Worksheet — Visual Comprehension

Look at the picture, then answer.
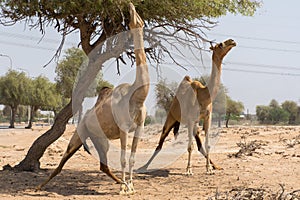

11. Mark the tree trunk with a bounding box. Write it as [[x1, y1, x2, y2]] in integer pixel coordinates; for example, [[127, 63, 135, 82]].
[[218, 114, 221, 128], [9, 106, 16, 128], [25, 106, 35, 129], [13, 101, 73, 171], [225, 113, 230, 128]]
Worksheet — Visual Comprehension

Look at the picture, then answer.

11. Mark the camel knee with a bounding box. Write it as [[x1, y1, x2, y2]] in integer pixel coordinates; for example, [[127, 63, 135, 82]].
[[100, 163, 110, 173], [188, 145, 193, 153]]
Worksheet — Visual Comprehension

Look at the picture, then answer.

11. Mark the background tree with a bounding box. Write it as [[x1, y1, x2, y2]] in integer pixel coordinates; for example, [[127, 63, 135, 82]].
[[0, 70, 30, 128], [2, 106, 11, 122], [282, 100, 298, 125], [55, 48, 87, 99], [16, 105, 28, 124], [0, 0, 260, 171], [225, 97, 244, 128], [155, 79, 177, 113], [25, 76, 59, 129], [155, 108, 167, 124], [256, 105, 270, 124], [41, 83, 65, 117], [256, 99, 290, 125], [268, 99, 289, 124]]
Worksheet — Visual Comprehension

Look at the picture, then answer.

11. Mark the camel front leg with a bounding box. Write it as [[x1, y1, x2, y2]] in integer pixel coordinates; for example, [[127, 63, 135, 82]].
[[119, 130, 131, 195], [128, 125, 144, 194], [204, 108, 214, 174], [186, 122, 197, 176], [194, 133, 223, 170]]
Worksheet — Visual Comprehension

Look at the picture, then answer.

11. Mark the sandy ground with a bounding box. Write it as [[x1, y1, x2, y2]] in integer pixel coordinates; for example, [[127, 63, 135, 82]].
[[0, 124, 300, 199]]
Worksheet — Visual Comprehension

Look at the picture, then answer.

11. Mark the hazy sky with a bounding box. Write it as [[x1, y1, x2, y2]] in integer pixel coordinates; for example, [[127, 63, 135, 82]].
[[1, 0, 300, 114]]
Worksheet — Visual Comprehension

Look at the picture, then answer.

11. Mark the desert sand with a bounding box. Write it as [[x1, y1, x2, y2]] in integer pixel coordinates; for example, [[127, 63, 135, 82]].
[[0, 124, 299, 199]]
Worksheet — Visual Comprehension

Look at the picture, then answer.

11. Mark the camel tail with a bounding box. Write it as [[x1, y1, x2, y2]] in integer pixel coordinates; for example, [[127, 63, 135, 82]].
[[83, 145, 91, 154], [173, 121, 180, 139]]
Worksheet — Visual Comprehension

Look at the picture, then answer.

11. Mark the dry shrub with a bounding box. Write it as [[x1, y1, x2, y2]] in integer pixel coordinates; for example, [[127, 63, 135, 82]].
[[228, 137, 268, 158], [208, 185, 300, 200]]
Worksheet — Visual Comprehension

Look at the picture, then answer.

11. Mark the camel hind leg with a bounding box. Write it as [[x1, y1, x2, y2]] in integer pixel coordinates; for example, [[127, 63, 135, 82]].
[[194, 132, 223, 170], [37, 132, 82, 190], [88, 133, 122, 184], [138, 114, 178, 171]]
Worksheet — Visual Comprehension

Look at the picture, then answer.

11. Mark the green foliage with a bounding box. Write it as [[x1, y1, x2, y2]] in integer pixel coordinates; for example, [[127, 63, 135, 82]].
[[0, 0, 261, 29], [268, 106, 289, 124], [226, 97, 244, 117], [26, 76, 57, 108], [282, 100, 298, 124], [0, 0, 261, 60], [144, 115, 153, 126], [225, 96, 244, 127], [256, 99, 298, 125], [0, 70, 31, 127], [55, 48, 87, 98], [256, 105, 270, 124], [0, 70, 30, 107]]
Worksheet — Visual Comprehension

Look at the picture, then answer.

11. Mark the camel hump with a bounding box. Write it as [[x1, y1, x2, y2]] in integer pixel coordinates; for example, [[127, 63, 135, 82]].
[[191, 81, 205, 90], [96, 87, 113, 102], [184, 76, 192, 82]]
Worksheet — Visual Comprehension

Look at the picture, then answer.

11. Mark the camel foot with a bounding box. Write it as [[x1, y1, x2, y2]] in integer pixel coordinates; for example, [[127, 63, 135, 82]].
[[136, 165, 148, 172], [119, 181, 135, 195], [212, 164, 223, 170], [185, 167, 193, 176], [206, 164, 215, 175], [36, 185, 42, 191]]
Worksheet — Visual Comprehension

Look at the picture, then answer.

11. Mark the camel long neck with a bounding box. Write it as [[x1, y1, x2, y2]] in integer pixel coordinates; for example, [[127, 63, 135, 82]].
[[132, 28, 150, 102], [207, 54, 222, 101]]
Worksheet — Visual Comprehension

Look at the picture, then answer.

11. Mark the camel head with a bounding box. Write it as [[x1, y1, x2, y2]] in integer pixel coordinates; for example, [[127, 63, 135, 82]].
[[210, 39, 236, 59], [129, 3, 144, 30]]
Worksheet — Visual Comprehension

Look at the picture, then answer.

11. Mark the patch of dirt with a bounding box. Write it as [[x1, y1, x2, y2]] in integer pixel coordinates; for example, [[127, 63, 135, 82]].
[[0, 125, 299, 199]]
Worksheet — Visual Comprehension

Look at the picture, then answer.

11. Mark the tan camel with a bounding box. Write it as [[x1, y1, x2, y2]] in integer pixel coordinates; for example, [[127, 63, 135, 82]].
[[37, 3, 149, 195], [139, 39, 236, 175]]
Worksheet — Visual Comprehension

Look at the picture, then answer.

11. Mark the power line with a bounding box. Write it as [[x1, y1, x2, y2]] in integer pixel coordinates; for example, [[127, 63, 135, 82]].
[[209, 32, 300, 45], [2, 31, 300, 54], [225, 61, 300, 71], [223, 68, 300, 76], [0, 31, 77, 46], [162, 61, 300, 77], [0, 39, 57, 51], [238, 45, 300, 54]]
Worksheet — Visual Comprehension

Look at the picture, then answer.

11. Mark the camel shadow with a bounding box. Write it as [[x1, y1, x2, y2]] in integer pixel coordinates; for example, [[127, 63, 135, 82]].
[[135, 168, 184, 179], [0, 168, 120, 197]]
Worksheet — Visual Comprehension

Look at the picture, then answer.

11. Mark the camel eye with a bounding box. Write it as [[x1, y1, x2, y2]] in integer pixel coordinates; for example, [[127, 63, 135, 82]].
[[219, 43, 224, 48]]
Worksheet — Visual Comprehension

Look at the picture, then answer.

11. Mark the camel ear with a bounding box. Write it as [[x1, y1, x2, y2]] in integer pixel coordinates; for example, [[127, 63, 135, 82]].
[[209, 46, 215, 50], [219, 42, 224, 49]]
